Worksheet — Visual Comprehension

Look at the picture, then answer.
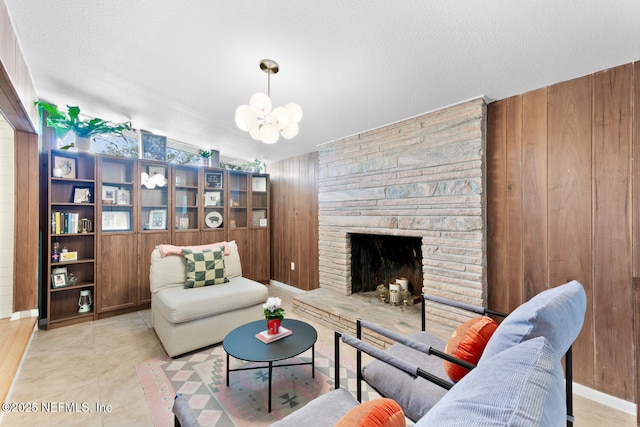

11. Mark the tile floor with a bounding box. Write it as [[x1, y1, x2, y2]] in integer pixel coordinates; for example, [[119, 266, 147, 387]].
[[1, 283, 636, 426]]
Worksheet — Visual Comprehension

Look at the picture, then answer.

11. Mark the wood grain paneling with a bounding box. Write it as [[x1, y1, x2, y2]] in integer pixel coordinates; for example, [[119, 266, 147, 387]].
[[521, 88, 548, 298], [547, 76, 595, 387], [505, 96, 524, 310], [486, 100, 508, 313], [592, 64, 634, 400], [13, 131, 38, 311], [487, 61, 640, 402], [269, 152, 319, 291]]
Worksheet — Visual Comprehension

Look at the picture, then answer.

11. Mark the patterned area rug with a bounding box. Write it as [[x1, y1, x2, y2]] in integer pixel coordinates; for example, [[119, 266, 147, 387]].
[[136, 340, 378, 426]]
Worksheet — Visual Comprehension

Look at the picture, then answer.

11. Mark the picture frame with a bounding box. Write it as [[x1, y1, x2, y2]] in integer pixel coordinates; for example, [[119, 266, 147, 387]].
[[53, 155, 77, 179], [148, 166, 165, 177], [204, 191, 222, 207], [116, 188, 131, 205], [148, 209, 167, 230], [72, 186, 93, 203], [102, 185, 118, 204], [51, 272, 67, 288], [60, 251, 78, 262], [102, 211, 131, 231], [141, 131, 167, 161], [205, 172, 223, 189], [252, 176, 267, 192]]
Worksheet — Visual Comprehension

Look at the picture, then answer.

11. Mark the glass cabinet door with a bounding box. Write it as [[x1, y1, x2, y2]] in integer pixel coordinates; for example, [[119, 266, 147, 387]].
[[140, 162, 169, 231], [100, 157, 134, 232], [174, 165, 199, 231], [203, 169, 225, 231], [228, 171, 248, 228]]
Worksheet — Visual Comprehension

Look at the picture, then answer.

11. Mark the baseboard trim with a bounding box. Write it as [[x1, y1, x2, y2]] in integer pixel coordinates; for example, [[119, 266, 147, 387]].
[[9, 309, 38, 321], [269, 280, 306, 294], [573, 382, 636, 415]]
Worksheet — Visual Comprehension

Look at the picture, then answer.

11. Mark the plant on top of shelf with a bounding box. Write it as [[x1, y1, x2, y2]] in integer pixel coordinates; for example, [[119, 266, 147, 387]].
[[35, 101, 132, 151], [197, 149, 214, 158]]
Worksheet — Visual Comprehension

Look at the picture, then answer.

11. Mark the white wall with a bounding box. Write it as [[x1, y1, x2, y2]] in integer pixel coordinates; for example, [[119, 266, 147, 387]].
[[0, 117, 14, 318]]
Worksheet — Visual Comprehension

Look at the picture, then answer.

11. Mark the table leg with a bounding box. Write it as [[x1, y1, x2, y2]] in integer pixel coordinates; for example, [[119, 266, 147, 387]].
[[268, 361, 273, 413], [226, 352, 230, 387], [312, 344, 315, 378]]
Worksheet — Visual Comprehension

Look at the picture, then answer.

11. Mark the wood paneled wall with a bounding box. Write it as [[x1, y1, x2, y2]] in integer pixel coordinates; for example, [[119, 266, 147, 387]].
[[1, 0, 39, 314], [487, 62, 637, 402], [268, 152, 319, 291]]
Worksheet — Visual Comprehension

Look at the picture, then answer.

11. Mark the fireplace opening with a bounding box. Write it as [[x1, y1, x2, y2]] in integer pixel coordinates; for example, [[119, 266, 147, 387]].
[[350, 233, 423, 295]]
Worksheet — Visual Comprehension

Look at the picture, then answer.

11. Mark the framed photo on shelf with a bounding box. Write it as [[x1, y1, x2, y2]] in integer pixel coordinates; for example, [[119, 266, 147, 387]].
[[51, 272, 67, 288], [102, 185, 118, 204], [205, 172, 223, 189], [72, 186, 93, 203], [140, 131, 167, 161], [102, 211, 131, 231], [53, 155, 77, 179], [204, 191, 222, 207], [116, 188, 130, 205], [148, 166, 165, 177], [148, 209, 167, 229], [251, 176, 267, 192], [60, 251, 78, 262]]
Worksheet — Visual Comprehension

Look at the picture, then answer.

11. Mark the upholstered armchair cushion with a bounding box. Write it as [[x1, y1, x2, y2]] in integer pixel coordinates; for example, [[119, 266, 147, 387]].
[[479, 280, 586, 362], [416, 336, 565, 427]]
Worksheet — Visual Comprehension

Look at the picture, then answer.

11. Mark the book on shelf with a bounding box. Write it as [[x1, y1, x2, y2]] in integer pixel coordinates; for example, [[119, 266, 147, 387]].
[[51, 212, 80, 234], [255, 326, 292, 344]]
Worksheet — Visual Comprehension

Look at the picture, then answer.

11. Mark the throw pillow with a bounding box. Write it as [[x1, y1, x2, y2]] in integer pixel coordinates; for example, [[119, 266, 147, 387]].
[[443, 316, 498, 382], [182, 248, 229, 288], [335, 398, 406, 427]]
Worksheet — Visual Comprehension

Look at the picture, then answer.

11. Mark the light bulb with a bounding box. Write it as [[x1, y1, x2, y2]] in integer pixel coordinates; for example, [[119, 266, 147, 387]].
[[271, 106, 292, 130], [281, 123, 299, 139], [235, 105, 257, 131], [285, 102, 303, 123], [250, 92, 272, 116], [259, 123, 280, 144]]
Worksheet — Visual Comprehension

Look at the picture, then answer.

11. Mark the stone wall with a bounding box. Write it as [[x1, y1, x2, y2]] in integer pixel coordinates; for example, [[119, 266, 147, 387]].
[[317, 98, 487, 327]]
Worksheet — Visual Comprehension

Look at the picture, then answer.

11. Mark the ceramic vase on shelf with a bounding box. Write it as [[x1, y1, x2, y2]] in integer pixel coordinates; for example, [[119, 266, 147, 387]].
[[74, 135, 92, 152], [267, 318, 281, 335]]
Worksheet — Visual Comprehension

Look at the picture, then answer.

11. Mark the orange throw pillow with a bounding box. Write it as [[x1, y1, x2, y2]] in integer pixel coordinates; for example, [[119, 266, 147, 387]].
[[443, 316, 498, 382], [335, 398, 405, 427]]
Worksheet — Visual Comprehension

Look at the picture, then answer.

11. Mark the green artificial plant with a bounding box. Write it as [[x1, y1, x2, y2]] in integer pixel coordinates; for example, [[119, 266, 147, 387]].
[[35, 101, 132, 147]]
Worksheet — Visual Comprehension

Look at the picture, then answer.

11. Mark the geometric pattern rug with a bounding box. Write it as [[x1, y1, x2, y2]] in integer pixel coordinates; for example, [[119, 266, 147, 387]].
[[136, 340, 379, 427]]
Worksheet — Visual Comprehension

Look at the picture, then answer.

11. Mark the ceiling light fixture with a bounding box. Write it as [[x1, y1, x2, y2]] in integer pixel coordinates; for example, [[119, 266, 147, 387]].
[[235, 59, 303, 144]]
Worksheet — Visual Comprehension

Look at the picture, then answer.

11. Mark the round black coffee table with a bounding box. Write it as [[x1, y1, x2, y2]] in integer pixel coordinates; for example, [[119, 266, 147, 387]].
[[222, 318, 318, 412]]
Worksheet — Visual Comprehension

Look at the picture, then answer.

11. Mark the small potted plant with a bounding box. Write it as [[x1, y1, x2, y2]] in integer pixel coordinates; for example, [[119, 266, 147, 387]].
[[198, 149, 220, 167], [263, 296, 285, 334], [35, 101, 132, 152]]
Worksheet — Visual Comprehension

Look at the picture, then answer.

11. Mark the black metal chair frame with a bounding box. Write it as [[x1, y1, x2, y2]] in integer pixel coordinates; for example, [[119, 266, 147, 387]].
[[334, 293, 575, 426]]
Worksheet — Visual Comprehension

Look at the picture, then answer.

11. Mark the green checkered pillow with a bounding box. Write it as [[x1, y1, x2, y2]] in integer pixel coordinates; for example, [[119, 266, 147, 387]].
[[182, 248, 229, 288]]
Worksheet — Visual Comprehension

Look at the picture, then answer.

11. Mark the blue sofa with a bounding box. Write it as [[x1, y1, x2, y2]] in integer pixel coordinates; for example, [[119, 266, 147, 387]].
[[270, 280, 587, 427]]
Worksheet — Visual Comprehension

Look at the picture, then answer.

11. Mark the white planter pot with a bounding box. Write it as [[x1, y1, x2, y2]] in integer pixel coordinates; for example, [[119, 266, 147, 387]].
[[74, 136, 92, 152]]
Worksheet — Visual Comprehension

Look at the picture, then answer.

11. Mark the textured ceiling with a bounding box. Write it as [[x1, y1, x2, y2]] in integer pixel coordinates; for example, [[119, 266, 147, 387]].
[[4, 1, 640, 163]]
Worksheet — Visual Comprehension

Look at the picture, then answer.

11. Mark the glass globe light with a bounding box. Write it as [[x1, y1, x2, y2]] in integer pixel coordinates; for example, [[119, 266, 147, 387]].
[[250, 92, 272, 116], [285, 102, 303, 123], [249, 126, 261, 141], [235, 105, 257, 131], [259, 123, 280, 144], [281, 123, 299, 139], [271, 106, 292, 130]]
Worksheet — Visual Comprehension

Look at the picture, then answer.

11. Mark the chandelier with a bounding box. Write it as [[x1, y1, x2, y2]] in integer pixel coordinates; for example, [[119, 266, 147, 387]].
[[235, 59, 303, 144]]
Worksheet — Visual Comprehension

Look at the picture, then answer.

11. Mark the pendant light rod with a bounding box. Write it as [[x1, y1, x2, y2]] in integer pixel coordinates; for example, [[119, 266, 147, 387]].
[[260, 59, 279, 97]]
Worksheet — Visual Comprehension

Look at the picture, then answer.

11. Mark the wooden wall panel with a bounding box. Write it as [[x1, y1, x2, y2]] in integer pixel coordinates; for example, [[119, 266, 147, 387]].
[[486, 100, 508, 313], [12, 131, 38, 311], [487, 61, 640, 401], [592, 64, 634, 400], [521, 88, 548, 298], [547, 76, 595, 387], [269, 152, 319, 291], [505, 96, 524, 310]]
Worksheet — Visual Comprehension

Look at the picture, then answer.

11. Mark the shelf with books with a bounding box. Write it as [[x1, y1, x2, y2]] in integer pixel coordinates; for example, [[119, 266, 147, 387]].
[[46, 150, 97, 329]]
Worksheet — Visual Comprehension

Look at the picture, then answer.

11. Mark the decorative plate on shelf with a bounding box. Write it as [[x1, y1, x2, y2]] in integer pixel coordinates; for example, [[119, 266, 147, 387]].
[[205, 211, 223, 228]]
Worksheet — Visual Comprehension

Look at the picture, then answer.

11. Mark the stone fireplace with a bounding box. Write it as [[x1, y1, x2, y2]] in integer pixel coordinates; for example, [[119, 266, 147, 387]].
[[350, 233, 422, 295], [317, 98, 487, 327]]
